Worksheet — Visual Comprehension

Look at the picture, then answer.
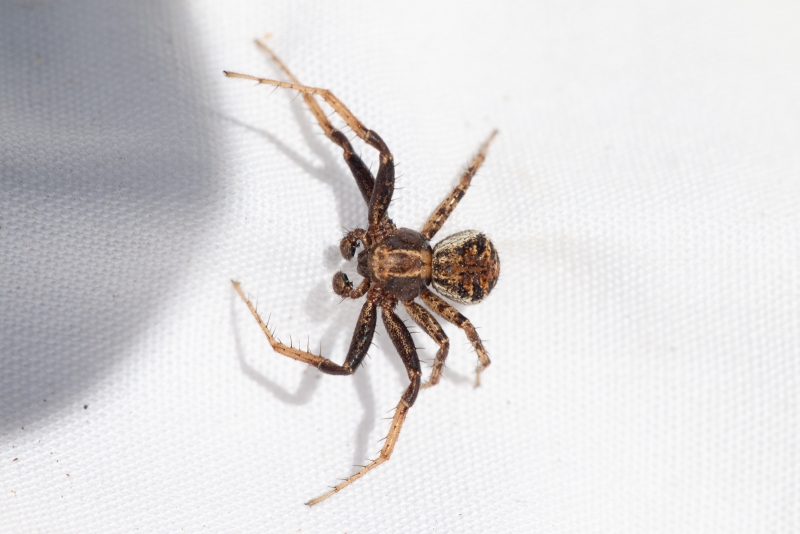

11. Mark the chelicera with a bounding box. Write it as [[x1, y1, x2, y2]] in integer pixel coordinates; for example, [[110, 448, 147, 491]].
[[227, 40, 500, 506]]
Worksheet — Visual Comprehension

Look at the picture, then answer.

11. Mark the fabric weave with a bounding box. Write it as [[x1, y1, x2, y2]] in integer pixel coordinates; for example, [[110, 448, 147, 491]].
[[2, 0, 799, 532]]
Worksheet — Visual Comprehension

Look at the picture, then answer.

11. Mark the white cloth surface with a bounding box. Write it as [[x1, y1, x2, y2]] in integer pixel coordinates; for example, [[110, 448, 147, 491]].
[[2, 0, 799, 532]]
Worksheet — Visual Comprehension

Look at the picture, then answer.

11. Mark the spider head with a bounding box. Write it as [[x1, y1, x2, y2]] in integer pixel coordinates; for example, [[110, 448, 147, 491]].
[[431, 230, 500, 305]]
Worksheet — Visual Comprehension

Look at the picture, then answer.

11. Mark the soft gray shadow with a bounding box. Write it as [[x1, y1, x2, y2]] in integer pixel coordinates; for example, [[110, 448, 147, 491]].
[[0, 1, 219, 430], [230, 291, 322, 405], [350, 366, 375, 468], [219, 100, 365, 230], [230, 276, 379, 468]]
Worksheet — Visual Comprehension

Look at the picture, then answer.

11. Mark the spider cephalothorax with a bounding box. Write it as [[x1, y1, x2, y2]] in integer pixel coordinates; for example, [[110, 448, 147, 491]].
[[228, 39, 500, 506]]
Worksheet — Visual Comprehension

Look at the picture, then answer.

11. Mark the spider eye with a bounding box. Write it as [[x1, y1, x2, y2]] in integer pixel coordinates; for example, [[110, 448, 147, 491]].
[[431, 230, 500, 305]]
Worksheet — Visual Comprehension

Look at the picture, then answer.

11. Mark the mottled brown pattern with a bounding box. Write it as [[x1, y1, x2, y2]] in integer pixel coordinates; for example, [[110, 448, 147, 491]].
[[432, 230, 501, 305], [228, 39, 500, 506]]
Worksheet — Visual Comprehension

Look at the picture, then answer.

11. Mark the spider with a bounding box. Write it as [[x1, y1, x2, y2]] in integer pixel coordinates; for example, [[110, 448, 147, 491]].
[[227, 40, 500, 506]]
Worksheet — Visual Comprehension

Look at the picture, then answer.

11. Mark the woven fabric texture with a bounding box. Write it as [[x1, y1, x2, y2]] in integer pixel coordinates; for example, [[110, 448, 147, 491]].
[[2, 0, 799, 532]]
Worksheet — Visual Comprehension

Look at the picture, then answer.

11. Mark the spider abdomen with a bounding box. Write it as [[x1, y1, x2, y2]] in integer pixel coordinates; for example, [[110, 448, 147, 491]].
[[362, 228, 433, 301], [431, 230, 500, 305]]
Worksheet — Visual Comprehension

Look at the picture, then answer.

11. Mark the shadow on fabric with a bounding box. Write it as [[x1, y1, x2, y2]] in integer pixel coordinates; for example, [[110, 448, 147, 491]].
[[0, 1, 220, 431]]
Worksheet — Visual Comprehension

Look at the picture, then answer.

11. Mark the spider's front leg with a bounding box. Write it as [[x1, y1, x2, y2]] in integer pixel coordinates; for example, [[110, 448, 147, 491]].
[[223, 71, 396, 234], [253, 40, 376, 205], [306, 302, 421, 506], [232, 280, 375, 375]]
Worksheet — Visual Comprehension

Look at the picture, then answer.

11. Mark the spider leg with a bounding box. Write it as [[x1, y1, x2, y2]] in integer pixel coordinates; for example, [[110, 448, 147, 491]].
[[306, 303, 421, 506], [403, 300, 449, 388], [253, 40, 333, 137], [338, 228, 370, 260], [232, 280, 376, 375], [253, 39, 375, 205], [332, 273, 370, 299], [421, 130, 498, 241], [225, 72, 373, 146], [332, 228, 371, 299], [419, 288, 490, 387], [224, 71, 395, 232]]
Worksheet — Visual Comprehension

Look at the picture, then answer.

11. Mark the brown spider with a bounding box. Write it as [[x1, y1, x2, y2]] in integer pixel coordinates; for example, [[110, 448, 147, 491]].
[[227, 40, 500, 506]]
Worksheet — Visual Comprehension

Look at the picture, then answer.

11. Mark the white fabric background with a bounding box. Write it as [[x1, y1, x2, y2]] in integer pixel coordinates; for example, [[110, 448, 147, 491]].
[[2, 0, 799, 532]]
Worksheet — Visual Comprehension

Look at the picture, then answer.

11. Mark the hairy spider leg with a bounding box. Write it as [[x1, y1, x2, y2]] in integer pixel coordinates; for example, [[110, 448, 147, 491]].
[[306, 304, 422, 506], [332, 273, 371, 300], [232, 280, 376, 375], [421, 130, 499, 241], [254, 39, 376, 205], [253, 39, 333, 137], [223, 72, 395, 233], [403, 300, 450, 388], [419, 288, 490, 387]]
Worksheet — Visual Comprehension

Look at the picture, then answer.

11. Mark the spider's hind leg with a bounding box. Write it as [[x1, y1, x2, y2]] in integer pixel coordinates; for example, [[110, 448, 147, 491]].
[[421, 130, 498, 241]]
